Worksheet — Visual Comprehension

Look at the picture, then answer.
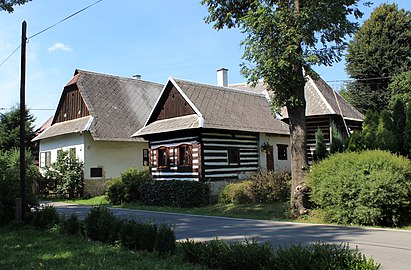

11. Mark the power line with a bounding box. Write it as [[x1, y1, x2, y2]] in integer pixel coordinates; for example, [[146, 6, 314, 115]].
[[0, 107, 54, 111], [325, 76, 393, 83], [0, 0, 103, 69]]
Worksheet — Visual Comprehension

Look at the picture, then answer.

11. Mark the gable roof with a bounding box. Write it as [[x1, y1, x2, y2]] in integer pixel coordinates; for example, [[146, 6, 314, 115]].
[[133, 78, 290, 137], [230, 76, 364, 121], [33, 69, 163, 142]]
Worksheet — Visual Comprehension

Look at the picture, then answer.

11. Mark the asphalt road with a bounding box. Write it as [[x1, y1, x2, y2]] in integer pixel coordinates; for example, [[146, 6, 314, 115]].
[[48, 202, 411, 270]]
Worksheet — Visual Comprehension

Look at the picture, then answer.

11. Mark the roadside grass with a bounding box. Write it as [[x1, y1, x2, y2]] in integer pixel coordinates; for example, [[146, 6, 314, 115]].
[[46, 195, 411, 230], [0, 226, 202, 270]]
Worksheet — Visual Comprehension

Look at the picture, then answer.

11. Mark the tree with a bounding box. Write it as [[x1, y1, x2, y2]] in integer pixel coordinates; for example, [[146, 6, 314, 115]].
[[314, 128, 327, 161], [405, 103, 411, 158], [44, 150, 84, 199], [375, 109, 395, 151], [0, 106, 36, 154], [392, 99, 406, 155], [362, 110, 379, 150], [389, 71, 411, 107], [345, 3, 411, 113], [0, 0, 31, 13], [201, 0, 364, 215]]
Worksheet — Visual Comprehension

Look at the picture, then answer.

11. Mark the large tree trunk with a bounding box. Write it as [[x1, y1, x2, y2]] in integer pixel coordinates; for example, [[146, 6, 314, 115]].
[[287, 65, 309, 217]]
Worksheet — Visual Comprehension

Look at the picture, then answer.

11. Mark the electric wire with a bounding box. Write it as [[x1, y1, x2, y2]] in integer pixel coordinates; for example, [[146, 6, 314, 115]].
[[0, 0, 103, 69]]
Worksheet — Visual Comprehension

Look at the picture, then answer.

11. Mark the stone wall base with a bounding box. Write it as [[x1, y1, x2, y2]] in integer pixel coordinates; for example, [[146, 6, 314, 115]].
[[84, 178, 109, 197]]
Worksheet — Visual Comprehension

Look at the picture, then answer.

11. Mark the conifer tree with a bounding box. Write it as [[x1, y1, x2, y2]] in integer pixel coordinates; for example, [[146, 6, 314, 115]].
[[315, 128, 327, 161], [392, 99, 406, 154]]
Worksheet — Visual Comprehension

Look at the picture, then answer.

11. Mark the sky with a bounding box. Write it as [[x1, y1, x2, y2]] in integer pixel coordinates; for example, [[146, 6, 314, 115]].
[[0, 0, 410, 128]]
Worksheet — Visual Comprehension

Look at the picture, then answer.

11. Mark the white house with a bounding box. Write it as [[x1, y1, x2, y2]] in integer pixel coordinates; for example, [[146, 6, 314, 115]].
[[33, 69, 163, 196]]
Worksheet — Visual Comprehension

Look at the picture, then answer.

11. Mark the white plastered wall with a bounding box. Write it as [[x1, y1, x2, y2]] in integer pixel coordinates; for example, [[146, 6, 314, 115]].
[[259, 133, 291, 172], [83, 132, 148, 179]]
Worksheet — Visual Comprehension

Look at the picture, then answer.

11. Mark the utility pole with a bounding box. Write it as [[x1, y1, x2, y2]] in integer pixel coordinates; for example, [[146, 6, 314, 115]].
[[19, 21, 27, 221]]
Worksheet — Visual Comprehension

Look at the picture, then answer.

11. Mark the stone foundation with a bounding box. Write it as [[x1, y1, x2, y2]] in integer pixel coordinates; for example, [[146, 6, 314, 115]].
[[84, 178, 109, 197]]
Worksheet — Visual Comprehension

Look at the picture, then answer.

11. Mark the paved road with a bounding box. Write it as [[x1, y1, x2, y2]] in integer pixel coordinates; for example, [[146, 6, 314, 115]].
[[48, 202, 411, 270]]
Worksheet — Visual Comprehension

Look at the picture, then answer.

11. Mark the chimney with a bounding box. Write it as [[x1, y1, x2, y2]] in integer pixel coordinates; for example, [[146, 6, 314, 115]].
[[132, 74, 141, 80], [217, 68, 228, 87]]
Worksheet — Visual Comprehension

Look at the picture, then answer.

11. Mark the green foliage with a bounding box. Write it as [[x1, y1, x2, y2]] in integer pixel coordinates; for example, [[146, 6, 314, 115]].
[[44, 150, 84, 199], [119, 219, 157, 252], [308, 150, 411, 226], [0, 107, 37, 156], [180, 239, 379, 270], [219, 180, 253, 204], [106, 167, 151, 205], [405, 103, 411, 158], [330, 122, 344, 154], [315, 128, 328, 160], [140, 180, 210, 208], [392, 99, 406, 154], [60, 213, 81, 235], [375, 110, 396, 151], [345, 3, 411, 113], [180, 239, 273, 270], [154, 223, 176, 254], [272, 242, 380, 270], [362, 110, 379, 149], [249, 171, 291, 203], [27, 205, 60, 230], [0, 0, 32, 12], [106, 177, 126, 205], [389, 71, 411, 106], [0, 149, 40, 224], [345, 130, 367, 152], [83, 206, 121, 244]]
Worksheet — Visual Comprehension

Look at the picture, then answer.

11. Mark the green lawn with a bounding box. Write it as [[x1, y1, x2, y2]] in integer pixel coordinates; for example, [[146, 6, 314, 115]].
[[0, 226, 202, 270]]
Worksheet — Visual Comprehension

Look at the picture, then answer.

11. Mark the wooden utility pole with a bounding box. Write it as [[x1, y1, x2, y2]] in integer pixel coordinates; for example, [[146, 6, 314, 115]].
[[19, 21, 27, 221]]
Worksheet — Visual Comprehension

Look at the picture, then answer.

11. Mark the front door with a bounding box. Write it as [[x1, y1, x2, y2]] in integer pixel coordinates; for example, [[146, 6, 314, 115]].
[[266, 146, 274, 171]]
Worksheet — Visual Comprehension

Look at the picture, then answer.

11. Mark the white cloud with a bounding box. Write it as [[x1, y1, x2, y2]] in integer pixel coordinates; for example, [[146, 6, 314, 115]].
[[48, 42, 73, 52]]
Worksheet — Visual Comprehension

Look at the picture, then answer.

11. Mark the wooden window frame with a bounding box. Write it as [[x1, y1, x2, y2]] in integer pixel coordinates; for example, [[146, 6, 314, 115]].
[[177, 144, 192, 167], [157, 147, 169, 168], [143, 149, 149, 166]]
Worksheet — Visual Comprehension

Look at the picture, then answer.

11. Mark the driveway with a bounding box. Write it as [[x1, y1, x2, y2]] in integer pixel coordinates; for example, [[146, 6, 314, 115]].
[[48, 202, 411, 270]]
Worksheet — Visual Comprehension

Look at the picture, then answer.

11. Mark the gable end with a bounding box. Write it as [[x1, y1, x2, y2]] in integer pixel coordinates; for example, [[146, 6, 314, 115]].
[[53, 84, 90, 124]]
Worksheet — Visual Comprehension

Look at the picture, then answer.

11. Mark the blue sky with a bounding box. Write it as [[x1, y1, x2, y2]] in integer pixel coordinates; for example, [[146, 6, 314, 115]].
[[0, 0, 410, 128]]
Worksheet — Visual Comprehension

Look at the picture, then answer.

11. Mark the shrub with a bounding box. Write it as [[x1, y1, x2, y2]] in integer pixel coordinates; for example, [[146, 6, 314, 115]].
[[218, 181, 253, 204], [272, 242, 379, 270], [0, 149, 40, 224], [249, 171, 290, 203], [154, 223, 176, 254], [308, 150, 411, 226], [60, 213, 81, 235], [106, 167, 151, 204], [106, 177, 126, 205], [140, 180, 210, 207], [83, 206, 121, 244], [119, 219, 157, 251], [28, 205, 60, 230]]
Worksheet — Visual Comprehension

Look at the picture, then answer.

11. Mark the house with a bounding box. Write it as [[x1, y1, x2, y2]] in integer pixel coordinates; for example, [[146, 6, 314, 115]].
[[132, 72, 291, 195], [32, 69, 163, 196], [231, 74, 364, 162]]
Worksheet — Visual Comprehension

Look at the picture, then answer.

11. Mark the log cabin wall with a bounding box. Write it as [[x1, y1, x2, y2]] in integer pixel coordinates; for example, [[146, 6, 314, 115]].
[[200, 130, 259, 181], [53, 85, 89, 124]]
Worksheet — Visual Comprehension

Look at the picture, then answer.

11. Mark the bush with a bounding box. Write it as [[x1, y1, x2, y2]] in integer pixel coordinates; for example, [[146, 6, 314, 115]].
[[154, 223, 176, 254], [140, 180, 210, 207], [28, 205, 60, 230], [0, 149, 40, 224], [272, 242, 379, 270], [308, 150, 411, 226], [106, 167, 151, 205], [106, 177, 126, 205], [249, 171, 290, 203], [83, 206, 121, 244], [60, 213, 81, 235], [218, 181, 253, 204], [119, 219, 157, 251], [180, 240, 379, 270]]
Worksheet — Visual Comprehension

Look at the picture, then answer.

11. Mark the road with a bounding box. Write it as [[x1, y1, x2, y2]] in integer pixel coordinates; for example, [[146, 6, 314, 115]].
[[48, 202, 411, 270]]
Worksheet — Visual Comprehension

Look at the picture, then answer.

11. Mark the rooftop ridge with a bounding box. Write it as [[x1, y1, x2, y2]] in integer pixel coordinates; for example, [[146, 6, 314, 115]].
[[75, 69, 163, 86]]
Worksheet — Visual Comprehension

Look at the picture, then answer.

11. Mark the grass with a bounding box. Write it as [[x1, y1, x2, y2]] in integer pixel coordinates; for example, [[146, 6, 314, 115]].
[[0, 225, 202, 270]]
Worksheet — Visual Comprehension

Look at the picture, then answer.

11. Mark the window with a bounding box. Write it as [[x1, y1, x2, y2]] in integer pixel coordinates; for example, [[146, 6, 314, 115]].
[[277, 144, 288, 160], [228, 147, 240, 165], [157, 147, 169, 168], [69, 147, 76, 158], [143, 149, 149, 166], [178, 144, 192, 166], [90, 167, 103, 178]]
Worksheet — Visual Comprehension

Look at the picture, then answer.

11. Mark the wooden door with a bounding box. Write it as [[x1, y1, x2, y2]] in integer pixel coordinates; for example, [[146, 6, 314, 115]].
[[266, 146, 274, 171]]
